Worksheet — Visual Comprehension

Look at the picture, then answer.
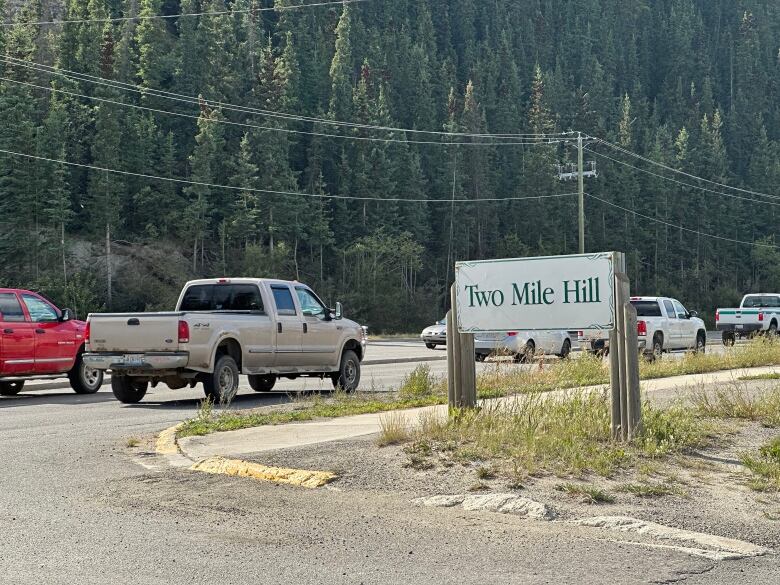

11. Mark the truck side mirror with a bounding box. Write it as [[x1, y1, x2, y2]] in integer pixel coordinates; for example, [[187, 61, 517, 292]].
[[689, 310, 698, 318], [334, 302, 343, 320], [60, 308, 73, 322]]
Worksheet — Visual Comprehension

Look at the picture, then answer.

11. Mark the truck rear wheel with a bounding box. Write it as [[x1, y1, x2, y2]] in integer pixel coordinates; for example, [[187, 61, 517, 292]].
[[248, 375, 276, 393], [331, 350, 361, 392], [203, 354, 240, 404], [69, 353, 104, 394], [111, 376, 148, 404], [722, 331, 736, 347], [0, 381, 24, 396]]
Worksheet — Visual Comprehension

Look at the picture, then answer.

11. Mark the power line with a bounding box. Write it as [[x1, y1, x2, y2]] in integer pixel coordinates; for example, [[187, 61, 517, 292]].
[[0, 0, 367, 28], [0, 146, 580, 204], [1, 56, 571, 140], [1, 75, 566, 148], [581, 145, 780, 207], [591, 136, 780, 201], [586, 193, 778, 249]]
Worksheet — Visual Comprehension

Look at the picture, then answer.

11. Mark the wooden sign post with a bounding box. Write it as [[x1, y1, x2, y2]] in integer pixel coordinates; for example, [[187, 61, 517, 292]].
[[446, 251, 640, 441]]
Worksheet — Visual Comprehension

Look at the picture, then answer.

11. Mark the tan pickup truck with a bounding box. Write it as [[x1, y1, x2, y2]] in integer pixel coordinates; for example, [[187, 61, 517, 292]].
[[84, 278, 367, 403]]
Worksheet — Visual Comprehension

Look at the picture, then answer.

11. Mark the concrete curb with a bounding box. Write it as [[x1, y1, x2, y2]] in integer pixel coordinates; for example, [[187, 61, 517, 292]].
[[154, 423, 336, 487], [155, 423, 183, 455], [190, 456, 336, 488], [572, 516, 770, 559]]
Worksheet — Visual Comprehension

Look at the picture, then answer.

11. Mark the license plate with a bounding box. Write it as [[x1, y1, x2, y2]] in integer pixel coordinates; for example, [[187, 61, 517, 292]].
[[123, 355, 144, 366], [736, 325, 744, 330]]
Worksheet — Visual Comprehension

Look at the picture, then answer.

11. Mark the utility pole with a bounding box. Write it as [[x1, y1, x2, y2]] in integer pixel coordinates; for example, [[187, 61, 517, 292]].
[[578, 132, 585, 254]]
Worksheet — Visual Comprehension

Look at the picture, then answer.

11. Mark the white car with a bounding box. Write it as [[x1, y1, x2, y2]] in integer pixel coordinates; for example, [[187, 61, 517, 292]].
[[474, 330, 572, 362], [421, 319, 447, 349]]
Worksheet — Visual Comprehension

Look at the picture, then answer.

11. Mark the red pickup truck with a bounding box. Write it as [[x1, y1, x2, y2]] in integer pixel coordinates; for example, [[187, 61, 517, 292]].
[[0, 288, 103, 396]]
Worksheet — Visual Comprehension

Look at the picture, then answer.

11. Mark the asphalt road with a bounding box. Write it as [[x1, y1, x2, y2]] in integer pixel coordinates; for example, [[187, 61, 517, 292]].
[[1, 338, 776, 584]]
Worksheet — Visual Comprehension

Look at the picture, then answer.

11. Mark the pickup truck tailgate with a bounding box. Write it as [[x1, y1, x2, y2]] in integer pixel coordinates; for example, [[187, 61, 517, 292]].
[[89, 313, 182, 353]]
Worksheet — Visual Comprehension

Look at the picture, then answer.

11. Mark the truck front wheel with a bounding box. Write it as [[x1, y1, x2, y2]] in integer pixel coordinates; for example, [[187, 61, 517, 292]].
[[248, 375, 276, 393], [331, 350, 361, 392], [111, 376, 148, 404], [203, 354, 240, 404]]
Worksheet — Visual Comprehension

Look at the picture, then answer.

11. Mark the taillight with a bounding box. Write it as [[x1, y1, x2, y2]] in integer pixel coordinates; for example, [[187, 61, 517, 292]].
[[507, 332, 518, 337], [715, 310, 720, 322], [759, 312, 764, 322], [85, 321, 91, 345], [178, 320, 190, 344], [637, 320, 647, 336]]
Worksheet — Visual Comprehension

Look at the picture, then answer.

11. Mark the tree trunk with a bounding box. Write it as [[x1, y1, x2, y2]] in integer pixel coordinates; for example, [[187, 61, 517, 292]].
[[61, 221, 68, 287], [106, 223, 112, 310]]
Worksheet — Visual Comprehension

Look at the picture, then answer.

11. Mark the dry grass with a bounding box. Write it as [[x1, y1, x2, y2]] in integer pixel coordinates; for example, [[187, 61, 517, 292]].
[[742, 437, 780, 492], [126, 437, 140, 448], [618, 481, 684, 498], [377, 411, 412, 446], [689, 381, 780, 427], [410, 390, 707, 479], [478, 338, 780, 400], [398, 364, 446, 399], [555, 482, 615, 504]]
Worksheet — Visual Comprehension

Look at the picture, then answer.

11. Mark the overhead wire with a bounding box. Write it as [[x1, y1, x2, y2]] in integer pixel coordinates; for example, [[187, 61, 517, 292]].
[[579, 144, 780, 207], [0, 0, 368, 28], [590, 136, 780, 201], [586, 193, 778, 249], [1, 56, 572, 140], [0, 146, 580, 204], [0, 74, 566, 147]]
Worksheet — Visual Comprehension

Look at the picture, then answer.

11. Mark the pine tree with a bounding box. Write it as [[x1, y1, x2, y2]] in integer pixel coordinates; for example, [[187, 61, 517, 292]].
[[184, 105, 226, 273]]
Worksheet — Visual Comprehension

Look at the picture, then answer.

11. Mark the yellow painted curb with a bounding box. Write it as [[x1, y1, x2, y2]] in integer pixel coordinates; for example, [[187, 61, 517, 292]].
[[190, 456, 336, 488], [155, 423, 183, 455]]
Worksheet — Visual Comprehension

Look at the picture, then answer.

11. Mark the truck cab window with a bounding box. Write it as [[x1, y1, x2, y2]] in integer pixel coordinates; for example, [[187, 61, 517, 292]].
[[271, 286, 297, 316], [21, 294, 59, 322], [0, 293, 26, 322], [663, 300, 677, 319], [180, 285, 214, 311], [296, 287, 327, 319], [630, 300, 662, 317], [230, 285, 264, 312]]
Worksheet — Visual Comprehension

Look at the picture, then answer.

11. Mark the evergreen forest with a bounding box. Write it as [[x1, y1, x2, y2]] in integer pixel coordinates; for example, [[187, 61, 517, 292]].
[[1, 0, 780, 330]]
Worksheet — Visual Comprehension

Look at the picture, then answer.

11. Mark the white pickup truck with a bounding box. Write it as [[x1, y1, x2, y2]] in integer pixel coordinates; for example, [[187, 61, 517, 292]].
[[579, 296, 707, 359], [84, 278, 367, 403], [716, 294, 780, 346]]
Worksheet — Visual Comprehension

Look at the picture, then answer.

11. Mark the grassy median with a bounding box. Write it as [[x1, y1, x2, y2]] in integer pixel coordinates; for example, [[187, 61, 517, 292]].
[[178, 338, 780, 439], [380, 383, 780, 492]]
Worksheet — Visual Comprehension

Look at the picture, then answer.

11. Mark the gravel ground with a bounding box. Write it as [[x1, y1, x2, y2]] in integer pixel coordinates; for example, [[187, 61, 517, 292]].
[[239, 419, 780, 550]]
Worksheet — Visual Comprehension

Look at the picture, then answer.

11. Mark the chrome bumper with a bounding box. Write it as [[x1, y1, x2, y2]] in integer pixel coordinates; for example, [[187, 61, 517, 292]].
[[84, 352, 189, 371]]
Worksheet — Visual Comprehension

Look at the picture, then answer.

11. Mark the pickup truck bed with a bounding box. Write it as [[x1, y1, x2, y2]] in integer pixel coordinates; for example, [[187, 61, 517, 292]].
[[716, 294, 780, 345]]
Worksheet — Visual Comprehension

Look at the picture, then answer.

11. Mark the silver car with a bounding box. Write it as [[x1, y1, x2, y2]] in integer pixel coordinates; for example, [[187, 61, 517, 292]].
[[421, 319, 447, 349], [474, 330, 572, 362]]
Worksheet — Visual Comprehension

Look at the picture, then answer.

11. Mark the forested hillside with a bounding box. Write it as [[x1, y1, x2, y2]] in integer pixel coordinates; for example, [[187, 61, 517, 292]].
[[1, 0, 780, 330]]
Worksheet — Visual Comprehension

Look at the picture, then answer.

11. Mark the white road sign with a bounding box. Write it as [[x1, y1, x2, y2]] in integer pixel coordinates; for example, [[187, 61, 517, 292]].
[[455, 252, 616, 332]]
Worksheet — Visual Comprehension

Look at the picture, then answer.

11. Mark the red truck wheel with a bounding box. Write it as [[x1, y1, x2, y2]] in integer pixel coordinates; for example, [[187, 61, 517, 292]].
[[69, 354, 104, 394], [0, 381, 24, 396]]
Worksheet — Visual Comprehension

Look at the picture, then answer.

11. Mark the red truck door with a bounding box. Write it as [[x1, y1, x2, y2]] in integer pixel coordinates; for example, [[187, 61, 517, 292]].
[[0, 292, 36, 376], [19, 293, 75, 374]]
